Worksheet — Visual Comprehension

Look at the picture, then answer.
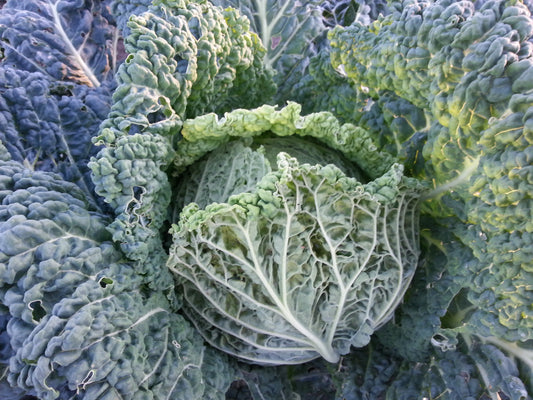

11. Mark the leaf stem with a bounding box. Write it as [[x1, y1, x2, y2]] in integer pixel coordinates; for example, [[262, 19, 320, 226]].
[[49, 0, 100, 87], [238, 216, 340, 363]]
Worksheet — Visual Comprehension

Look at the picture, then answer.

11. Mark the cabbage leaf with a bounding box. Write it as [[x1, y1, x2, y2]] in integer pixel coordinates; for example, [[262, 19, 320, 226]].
[[0, 157, 233, 399], [0, 0, 119, 87]]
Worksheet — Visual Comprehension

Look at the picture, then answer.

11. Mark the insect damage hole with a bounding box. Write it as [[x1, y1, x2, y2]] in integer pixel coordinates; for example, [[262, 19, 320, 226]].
[[29, 300, 47, 322], [99, 277, 114, 288], [77, 369, 96, 392]]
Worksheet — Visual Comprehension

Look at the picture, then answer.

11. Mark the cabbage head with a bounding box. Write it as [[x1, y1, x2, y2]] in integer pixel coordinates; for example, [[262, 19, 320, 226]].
[[167, 103, 425, 365]]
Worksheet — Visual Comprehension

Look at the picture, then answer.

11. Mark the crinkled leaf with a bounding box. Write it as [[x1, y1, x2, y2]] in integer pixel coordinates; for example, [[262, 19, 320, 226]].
[[0, 67, 113, 209], [0, 0, 119, 87], [109, 0, 151, 36], [375, 215, 468, 362], [172, 134, 367, 219], [0, 377, 29, 400], [200, 347, 239, 400], [333, 339, 531, 400], [329, 0, 533, 343], [90, 132, 174, 265], [0, 159, 120, 368], [4, 282, 209, 400], [97, 0, 275, 140], [0, 312, 27, 400], [11, 285, 206, 400], [321, 0, 390, 27], [169, 153, 424, 365], [210, 0, 326, 103], [232, 364, 302, 400], [332, 344, 400, 400], [172, 139, 273, 217], [175, 102, 394, 179], [0, 160, 232, 399], [90, 0, 275, 264]]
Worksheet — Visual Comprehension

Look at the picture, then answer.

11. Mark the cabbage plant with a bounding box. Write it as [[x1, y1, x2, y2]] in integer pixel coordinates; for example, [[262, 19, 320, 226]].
[[1, 0, 532, 398]]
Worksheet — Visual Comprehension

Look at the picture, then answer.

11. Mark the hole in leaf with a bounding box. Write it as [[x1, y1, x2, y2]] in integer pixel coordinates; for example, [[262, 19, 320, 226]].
[[147, 110, 166, 123], [127, 124, 142, 135], [49, 84, 74, 96], [78, 369, 95, 390], [29, 300, 46, 322], [133, 186, 145, 201], [99, 277, 113, 288], [439, 288, 475, 329]]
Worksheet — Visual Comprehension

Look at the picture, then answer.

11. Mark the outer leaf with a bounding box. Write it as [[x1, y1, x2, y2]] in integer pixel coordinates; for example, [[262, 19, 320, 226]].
[[384, 341, 530, 400], [90, 0, 275, 263], [90, 132, 174, 265], [329, 0, 533, 343], [0, 67, 113, 209], [466, 341, 530, 400], [375, 215, 468, 362], [384, 350, 484, 400], [0, 162, 113, 332], [109, 0, 151, 36], [169, 153, 424, 365], [11, 283, 206, 400], [1, 312, 30, 400], [0, 141, 9, 162], [334, 339, 531, 400], [98, 0, 275, 140], [210, 0, 326, 103], [0, 377, 29, 399], [0, 160, 233, 399], [320, 0, 390, 27], [200, 347, 239, 400], [333, 344, 400, 400], [224, 359, 338, 400], [230, 364, 302, 400], [0, 0, 119, 87], [289, 49, 367, 123]]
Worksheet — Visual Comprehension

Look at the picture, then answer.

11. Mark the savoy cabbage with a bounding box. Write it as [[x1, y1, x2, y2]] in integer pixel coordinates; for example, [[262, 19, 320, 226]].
[[0, 0, 532, 399], [167, 104, 424, 365]]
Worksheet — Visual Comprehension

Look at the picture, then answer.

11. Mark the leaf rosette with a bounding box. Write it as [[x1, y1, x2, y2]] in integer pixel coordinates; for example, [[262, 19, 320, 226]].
[[167, 103, 425, 365]]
